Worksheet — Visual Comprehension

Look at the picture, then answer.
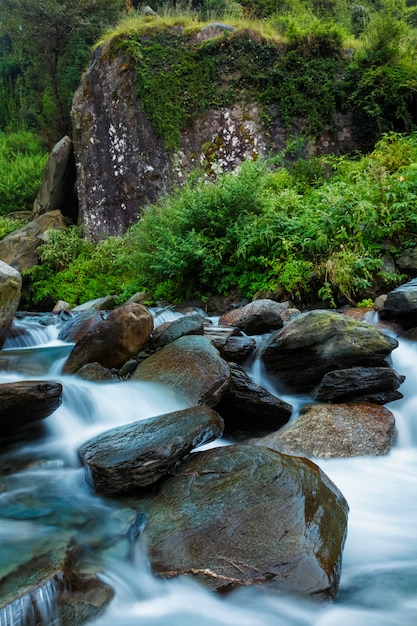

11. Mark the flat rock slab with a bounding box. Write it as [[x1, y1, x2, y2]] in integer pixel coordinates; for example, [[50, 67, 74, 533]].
[[144, 444, 349, 599], [314, 366, 404, 404], [78, 406, 224, 495], [253, 402, 397, 458]]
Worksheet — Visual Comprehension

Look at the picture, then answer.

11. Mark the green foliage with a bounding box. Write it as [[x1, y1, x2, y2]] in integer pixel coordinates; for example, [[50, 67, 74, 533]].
[[0, 214, 27, 239], [0, 131, 48, 214]]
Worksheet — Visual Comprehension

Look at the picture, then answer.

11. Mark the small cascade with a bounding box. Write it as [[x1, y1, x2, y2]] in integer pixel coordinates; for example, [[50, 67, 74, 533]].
[[0, 573, 67, 626]]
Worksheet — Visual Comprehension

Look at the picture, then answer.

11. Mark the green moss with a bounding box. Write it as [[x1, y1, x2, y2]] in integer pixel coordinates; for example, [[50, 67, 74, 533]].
[[113, 26, 345, 152]]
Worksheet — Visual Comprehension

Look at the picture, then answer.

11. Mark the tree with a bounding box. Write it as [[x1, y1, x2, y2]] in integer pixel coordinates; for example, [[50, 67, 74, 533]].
[[0, 0, 124, 140]]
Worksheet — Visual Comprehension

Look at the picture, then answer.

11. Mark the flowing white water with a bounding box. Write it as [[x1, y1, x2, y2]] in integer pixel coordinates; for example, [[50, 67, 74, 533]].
[[1, 314, 417, 625]]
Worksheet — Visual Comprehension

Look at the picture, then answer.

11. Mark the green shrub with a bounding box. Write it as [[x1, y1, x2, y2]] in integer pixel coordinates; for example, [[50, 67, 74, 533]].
[[0, 131, 48, 215]]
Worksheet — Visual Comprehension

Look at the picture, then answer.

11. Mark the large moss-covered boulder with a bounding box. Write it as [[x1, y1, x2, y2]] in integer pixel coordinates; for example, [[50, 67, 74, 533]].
[[144, 444, 349, 599], [0, 261, 21, 348], [260, 310, 398, 392]]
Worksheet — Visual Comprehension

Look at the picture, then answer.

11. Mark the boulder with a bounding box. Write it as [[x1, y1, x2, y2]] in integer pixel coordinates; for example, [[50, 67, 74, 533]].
[[62, 303, 153, 374], [78, 406, 224, 495], [0, 380, 63, 437], [260, 310, 398, 392], [151, 313, 205, 350], [314, 366, 404, 404], [0, 261, 21, 348], [132, 335, 231, 407], [381, 278, 417, 329], [0, 211, 68, 272], [218, 299, 288, 335], [76, 362, 113, 382], [253, 402, 397, 458], [144, 444, 349, 599], [32, 135, 78, 222], [204, 326, 257, 364], [72, 296, 118, 311], [217, 363, 292, 435], [58, 310, 106, 343]]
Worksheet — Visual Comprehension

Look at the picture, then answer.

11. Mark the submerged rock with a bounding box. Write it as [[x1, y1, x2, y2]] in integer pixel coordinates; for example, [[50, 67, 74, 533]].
[[132, 335, 231, 407], [260, 310, 398, 392], [78, 406, 224, 495], [253, 402, 397, 458], [63, 303, 153, 374], [144, 444, 349, 599]]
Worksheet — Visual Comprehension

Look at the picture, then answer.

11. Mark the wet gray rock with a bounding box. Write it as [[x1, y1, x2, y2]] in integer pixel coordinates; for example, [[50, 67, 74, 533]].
[[78, 406, 224, 495], [151, 313, 204, 350], [253, 402, 397, 458], [58, 310, 106, 343], [217, 363, 292, 435], [0, 261, 21, 348], [260, 310, 398, 392], [218, 299, 287, 335], [381, 278, 417, 329], [63, 303, 153, 374], [314, 366, 405, 404], [145, 444, 349, 599], [0, 380, 63, 437], [205, 326, 257, 364], [132, 335, 231, 407]]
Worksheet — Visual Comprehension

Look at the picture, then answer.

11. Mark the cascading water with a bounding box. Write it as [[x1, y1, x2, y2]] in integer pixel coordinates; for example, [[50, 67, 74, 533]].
[[1, 312, 417, 626]]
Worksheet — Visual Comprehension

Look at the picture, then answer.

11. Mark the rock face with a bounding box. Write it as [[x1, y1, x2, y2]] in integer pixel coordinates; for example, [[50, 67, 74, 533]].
[[32, 135, 78, 223], [260, 310, 398, 392], [71, 28, 357, 241], [0, 261, 21, 348], [145, 444, 349, 599], [218, 299, 287, 335], [0, 211, 68, 272], [132, 335, 231, 407], [78, 406, 224, 495], [254, 402, 397, 458], [151, 313, 205, 350], [63, 303, 153, 374]]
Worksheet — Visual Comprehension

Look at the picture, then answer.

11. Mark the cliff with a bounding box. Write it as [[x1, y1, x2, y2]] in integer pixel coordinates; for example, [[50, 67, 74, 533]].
[[71, 21, 357, 241]]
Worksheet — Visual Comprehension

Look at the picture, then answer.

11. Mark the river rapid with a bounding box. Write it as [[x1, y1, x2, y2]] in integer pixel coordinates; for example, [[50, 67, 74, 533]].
[[0, 310, 417, 626]]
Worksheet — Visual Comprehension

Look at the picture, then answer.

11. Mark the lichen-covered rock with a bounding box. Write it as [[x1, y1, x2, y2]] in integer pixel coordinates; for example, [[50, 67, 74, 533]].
[[0, 261, 21, 348], [0, 211, 68, 272], [218, 299, 287, 335], [253, 402, 397, 458], [132, 335, 231, 407], [78, 406, 224, 494], [144, 444, 349, 599], [63, 303, 153, 374], [260, 310, 398, 392]]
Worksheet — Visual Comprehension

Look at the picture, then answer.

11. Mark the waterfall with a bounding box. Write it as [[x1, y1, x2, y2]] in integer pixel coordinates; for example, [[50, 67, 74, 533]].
[[1, 312, 417, 625]]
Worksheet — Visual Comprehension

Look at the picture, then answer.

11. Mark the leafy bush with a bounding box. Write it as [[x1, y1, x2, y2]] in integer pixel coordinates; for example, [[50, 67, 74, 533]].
[[0, 131, 48, 215]]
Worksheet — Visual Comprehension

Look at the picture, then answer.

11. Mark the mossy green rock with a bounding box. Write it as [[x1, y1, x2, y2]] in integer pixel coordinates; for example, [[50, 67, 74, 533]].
[[144, 444, 349, 599], [260, 310, 398, 392]]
